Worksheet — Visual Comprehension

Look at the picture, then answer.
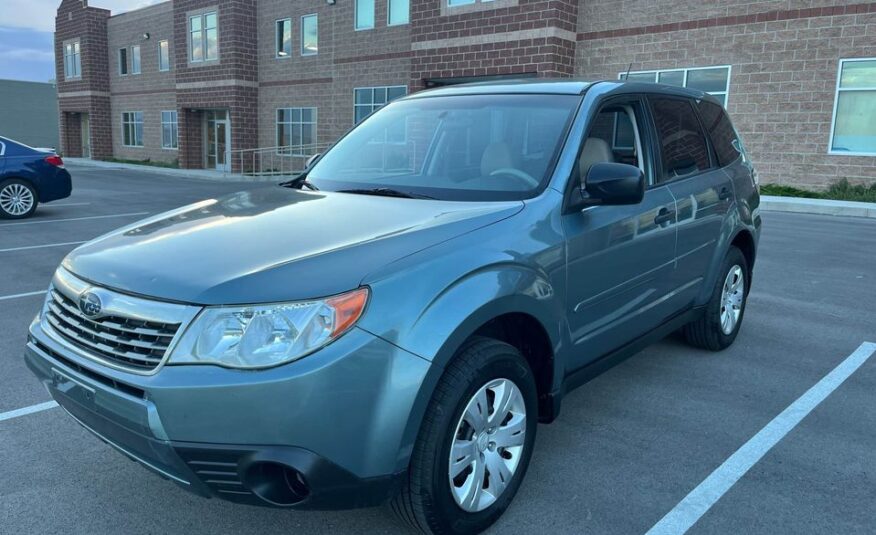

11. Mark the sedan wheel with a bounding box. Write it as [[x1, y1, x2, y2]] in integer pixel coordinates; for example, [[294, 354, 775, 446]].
[[0, 181, 36, 218]]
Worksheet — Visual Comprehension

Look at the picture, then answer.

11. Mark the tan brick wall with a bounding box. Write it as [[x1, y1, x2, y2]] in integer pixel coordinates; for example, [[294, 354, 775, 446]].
[[575, 2, 876, 188], [110, 93, 178, 163]]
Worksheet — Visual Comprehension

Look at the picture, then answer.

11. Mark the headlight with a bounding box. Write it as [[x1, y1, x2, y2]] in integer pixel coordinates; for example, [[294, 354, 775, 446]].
[[169, 287, 369, 369]]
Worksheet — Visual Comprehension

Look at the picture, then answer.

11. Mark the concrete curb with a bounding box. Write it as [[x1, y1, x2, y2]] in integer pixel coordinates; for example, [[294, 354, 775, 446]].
[[760, 195, 876, 219], [63, 158, 283, 183]]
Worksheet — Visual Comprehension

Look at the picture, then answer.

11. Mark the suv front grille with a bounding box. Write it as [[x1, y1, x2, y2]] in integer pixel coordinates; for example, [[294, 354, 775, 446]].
[[45, 289, 180, 371]]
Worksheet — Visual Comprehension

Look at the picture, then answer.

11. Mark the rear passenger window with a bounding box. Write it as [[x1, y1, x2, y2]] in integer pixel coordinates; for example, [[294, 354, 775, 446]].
[[649, 97, 712, 182], [696, 100, 741, 167]]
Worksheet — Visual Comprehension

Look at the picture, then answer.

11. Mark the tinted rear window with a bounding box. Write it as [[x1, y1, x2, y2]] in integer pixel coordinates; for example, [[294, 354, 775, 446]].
[[696, 100, 741, 167], [648, 97, 712, 182], [0, 138, 38, 157]]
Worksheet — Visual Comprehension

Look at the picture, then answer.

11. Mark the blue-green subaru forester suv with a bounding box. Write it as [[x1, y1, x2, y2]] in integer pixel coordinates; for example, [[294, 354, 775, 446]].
[[26, 80, 760, 534]]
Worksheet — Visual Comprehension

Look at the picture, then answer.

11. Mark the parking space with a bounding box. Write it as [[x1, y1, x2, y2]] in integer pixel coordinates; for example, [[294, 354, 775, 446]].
[[0, 164, 873, 534]]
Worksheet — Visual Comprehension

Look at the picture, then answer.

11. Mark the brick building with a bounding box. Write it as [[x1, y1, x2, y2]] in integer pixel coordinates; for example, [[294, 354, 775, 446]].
[[55, 0, 875, 187]]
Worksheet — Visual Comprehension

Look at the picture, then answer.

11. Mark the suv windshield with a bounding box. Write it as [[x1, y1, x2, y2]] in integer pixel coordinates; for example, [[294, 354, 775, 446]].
[[307, 94, 581, 201]]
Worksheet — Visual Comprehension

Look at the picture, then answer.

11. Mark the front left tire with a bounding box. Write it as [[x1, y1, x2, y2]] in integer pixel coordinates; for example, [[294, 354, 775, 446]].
[[0, 179, 38, 219], [390, 337, 537, 534]]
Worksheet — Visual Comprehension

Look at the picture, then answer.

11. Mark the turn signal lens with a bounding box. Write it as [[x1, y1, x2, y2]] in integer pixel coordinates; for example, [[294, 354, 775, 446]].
[[326, 287, 369, 337]]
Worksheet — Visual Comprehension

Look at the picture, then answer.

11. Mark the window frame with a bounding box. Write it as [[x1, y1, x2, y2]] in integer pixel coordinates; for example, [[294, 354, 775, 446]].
[[118, 47, 128, 76], [301, 14, 318, 56], [355, 0, 375, 30], [121, 111, 144, 148], [645, 94, 718, 186], [275, 107, 318, 157], [353, 85, 408, 125], [161, 110, 178, 150], [189, 11, 218, 63], [158, 40, 170, 71], [828, 57, 876, 157], [131, 45, 141, 75], [275, 18, 292, 58], [619, 65, 732, 106], [388, 0, 410, 26], [63, 40, 81, 79]]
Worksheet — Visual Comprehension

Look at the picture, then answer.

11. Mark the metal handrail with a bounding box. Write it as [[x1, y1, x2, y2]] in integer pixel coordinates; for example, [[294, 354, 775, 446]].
[[226, 143, 328, 177]]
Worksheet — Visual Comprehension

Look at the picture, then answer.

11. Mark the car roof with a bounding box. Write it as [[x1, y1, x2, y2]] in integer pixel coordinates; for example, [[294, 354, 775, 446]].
[[402, 78, 716, 102]]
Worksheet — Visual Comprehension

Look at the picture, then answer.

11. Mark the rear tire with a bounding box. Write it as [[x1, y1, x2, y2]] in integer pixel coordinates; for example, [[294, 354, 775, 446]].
[[683, 246, 749, 351], [389, 337, 537, 534], [0, 179, 38, 219]]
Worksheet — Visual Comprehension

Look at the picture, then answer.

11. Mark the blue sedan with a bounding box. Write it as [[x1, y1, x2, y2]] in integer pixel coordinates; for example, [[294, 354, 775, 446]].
[[0, 136, 72, 219]]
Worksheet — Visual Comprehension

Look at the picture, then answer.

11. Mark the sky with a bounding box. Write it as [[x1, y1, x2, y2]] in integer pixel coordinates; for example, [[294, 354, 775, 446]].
[[0, 0, 160, 82]]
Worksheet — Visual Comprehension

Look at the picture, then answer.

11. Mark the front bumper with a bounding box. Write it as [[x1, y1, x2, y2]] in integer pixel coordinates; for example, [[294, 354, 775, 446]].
[[25, 319, 430, 509]]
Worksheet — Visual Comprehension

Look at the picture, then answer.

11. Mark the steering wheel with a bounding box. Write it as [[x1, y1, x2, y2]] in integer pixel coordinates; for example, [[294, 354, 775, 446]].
[[489, 168, 540, 188]]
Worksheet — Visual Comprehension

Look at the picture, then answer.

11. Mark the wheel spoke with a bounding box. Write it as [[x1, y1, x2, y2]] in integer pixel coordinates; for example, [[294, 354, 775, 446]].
[[487, 381, 514, 427], [464, 388, 489, 431], [484, 451, 511, 496], [493, 413, 526, 448], [460, 457, 485, 511], [450, 440, 477, 478]]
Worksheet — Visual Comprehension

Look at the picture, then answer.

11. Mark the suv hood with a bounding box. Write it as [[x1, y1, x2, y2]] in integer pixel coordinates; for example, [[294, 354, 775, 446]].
[[63, 188, 522, 304]]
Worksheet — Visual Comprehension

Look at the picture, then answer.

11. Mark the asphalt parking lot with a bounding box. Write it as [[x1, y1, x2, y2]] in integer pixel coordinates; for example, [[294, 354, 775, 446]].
[[1, 163, 874, 534]]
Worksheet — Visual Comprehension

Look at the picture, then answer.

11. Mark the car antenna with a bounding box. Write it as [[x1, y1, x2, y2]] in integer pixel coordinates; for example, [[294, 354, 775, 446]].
[[624, 62, 633, 81]]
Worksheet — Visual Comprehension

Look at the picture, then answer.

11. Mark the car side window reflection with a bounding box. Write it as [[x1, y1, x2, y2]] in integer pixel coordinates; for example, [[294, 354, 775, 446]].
[[649, 97, 712, 183]]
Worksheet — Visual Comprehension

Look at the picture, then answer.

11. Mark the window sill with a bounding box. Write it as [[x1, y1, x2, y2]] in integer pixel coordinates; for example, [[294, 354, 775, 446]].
[[828, 151, 876, 157]]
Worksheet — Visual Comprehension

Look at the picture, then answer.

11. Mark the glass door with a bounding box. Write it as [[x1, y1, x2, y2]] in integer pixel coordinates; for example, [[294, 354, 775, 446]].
[[81, 114, 91, 158], [205, 110, 231, 171]]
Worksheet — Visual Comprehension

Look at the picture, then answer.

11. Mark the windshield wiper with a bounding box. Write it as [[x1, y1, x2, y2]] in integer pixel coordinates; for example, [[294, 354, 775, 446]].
[[279, 172, 318, 190], [337, 187, 436, 200]]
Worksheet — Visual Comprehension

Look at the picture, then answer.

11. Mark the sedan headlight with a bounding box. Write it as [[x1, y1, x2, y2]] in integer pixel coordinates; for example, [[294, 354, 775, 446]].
[[169, 288, 369, 369]]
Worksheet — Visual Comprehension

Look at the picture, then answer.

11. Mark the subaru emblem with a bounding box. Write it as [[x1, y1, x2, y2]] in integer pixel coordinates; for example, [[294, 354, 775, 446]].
[[78, 291, 102, 318]]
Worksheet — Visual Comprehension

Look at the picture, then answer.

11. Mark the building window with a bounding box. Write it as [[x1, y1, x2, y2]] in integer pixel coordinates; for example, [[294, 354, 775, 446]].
[[131, 45, 141, 74], [829, 58, 876, 156], [276, 18, 291, 57], [159, 40, 170, 71], [620, 66, 731, 106], [190, 11, 218, 62], [276, 108, 317, 156], [118, 48, 128, 75], [355, 0, 374, 30], [388, 0, 409, 25], [63, 40, 81, 79], [161, 111, 178, 149], [121, 112, 144, 147], [354, 86, 407, 124], [301, 14, 318, 56]]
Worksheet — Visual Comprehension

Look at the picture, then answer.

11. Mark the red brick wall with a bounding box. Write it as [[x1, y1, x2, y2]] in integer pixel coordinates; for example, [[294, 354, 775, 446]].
[[55, 0, 112, 159], [172, 0, 259, 170]]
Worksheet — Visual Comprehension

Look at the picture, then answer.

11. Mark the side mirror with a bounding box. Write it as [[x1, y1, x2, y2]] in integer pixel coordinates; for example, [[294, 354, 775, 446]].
[[580, 162, 645, 206], [305, 153, 320, 169]]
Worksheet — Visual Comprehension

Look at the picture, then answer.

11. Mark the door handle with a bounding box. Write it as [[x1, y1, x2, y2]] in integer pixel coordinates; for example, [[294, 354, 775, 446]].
[[718, 186, 732, 200], [654, 207, 675, 225]]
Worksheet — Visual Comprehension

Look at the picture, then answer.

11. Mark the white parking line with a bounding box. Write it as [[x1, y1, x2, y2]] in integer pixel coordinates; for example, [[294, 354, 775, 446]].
[[47, 202, 91, 207], [0, 401, 58, 423], [0, 241, 86, 253], [0, 290, 47, 301], [646, 341, 876, 535], [0, 212, 149, 227]]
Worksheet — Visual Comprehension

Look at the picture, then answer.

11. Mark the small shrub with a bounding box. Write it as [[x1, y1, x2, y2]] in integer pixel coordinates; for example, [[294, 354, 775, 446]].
[[761, 179, 876, 203]]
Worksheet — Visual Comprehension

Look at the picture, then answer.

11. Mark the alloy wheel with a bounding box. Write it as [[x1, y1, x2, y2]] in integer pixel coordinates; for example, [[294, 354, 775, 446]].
[[0, 183, 34, 216], [720, 265, 745, 335], [448, 378, 526, 513]]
